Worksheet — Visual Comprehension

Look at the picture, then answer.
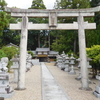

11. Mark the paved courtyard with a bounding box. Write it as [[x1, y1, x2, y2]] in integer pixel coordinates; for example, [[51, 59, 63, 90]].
[[5, 62, 100, 100]]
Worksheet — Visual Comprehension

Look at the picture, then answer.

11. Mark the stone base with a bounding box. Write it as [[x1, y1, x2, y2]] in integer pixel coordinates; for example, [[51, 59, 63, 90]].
[[79, 87, 92, 91], [0, 91, 14, 98], [15, 88, 26, 91], [64, 68, 69, 72], [93, 91, 100, 98], [75, 77, 81, 81], [68, 71, 76, 75], [10, 81, 18, 84], [88, 79, 92, 84]]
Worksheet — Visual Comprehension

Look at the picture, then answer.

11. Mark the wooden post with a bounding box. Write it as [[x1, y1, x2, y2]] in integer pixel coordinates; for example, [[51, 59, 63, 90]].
[[17, 15, 28, 90], [78, 14, 92, 90]]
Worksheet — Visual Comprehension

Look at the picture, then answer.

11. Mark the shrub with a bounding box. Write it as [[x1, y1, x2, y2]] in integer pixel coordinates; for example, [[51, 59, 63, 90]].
[[0, 50, 6, 59], [28, 51, 34, 58], [86, 45, 100, 63], [86, 45, 100, 77], [1, 46, 19, 60]]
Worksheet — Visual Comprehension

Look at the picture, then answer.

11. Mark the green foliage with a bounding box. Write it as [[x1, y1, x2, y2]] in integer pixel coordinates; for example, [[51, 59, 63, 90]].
[[29, 0, 46, 9], [28, 51, 34, 58], [86, 45, 100, 76], [7, 61, 13, 72], [66, 50, 78, 59], [54, 0, 91, 9], [1, 46, 19, 60], [86, 45, 100, 63], [0, 0, 8, 35], [51, 34, 68, 53], [51, 0, 92, 55], [27, 0, 47, 50], [0, 50, 6, 58]]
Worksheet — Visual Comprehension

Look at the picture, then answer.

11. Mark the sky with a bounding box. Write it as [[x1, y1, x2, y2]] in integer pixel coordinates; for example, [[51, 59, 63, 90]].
[[5, 0, 56, 9]]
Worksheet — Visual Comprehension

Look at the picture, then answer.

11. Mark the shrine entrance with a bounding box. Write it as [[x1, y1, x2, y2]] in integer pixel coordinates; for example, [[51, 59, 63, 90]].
[[5, 6, 100, 90]]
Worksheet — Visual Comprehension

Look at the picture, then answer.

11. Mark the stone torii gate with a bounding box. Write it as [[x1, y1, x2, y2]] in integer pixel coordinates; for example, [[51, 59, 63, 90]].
[[5, 6, 100, 90]]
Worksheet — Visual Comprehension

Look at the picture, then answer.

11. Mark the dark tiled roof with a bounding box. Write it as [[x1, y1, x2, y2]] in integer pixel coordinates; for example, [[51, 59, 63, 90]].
[[36, 48, 50, 52], [6, 43, 19, 48], [49, 51, 58, 55]]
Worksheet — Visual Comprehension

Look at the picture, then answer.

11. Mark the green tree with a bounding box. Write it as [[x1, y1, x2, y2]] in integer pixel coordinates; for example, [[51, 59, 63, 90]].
[[1, 13, 21, 47], [28, 0, 47, 50], [1, 46, 19, 60], [51, 0, 91, 54], [29, 0, 46, 9], [87, 0, 100, 47], [0, 0, 8, 35], [86, 45, 100, 77], [0, 50, 6, 58], [54, 0, 90, 9]]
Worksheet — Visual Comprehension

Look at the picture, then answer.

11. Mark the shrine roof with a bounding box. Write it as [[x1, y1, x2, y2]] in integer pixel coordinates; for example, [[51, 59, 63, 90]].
[[49, 51, 59, 55], [6, 43, 19, 48], [36, 48, 50, 52]]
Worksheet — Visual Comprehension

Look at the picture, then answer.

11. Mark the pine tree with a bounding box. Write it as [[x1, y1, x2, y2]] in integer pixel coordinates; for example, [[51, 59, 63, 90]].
[[0, 0, 8, 35], [29, 0, 46, 9]]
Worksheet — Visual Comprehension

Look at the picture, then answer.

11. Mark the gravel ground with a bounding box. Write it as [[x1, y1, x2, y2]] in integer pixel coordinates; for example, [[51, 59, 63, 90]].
[[5, 65, 41, 100], [45, 62, 100, 100], [4, 62, 100, 100]]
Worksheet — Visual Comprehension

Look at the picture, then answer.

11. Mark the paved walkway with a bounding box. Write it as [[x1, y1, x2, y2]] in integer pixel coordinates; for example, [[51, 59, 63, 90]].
[[41, 62, 71, 100], [5, 62, 100, 100]]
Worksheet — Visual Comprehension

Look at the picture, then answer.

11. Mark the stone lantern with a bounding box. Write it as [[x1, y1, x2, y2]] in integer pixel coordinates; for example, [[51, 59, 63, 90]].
[[0, 57, 14, 99], [10, 55, 19, 83], [56, 54, 60, 66], [61, 54, 66, 70], [64, 54, 70, 72], [68, 54, 76, 75], [75, 57, 92, 83], [57, 56, 62, 68], [87, 57, 92, 84], [26, 53, 33, 72], [93, 74, 100, 98], [75, 58, 81, 80]]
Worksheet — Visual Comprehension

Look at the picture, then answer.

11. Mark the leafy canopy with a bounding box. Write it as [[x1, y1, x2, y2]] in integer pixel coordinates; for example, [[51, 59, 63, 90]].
[[86, 45, 100, 63], [0, 0, 8, 35]]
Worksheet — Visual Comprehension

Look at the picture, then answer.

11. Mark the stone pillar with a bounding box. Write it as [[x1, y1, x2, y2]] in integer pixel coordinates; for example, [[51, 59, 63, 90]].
[[17, 15, 28, 90], [78, 14, 91, 90]]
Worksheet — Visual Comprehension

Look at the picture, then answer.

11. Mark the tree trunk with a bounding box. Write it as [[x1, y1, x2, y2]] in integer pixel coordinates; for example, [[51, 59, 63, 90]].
[[38, 33, 40, 48], [74, 38, 76, 54], [48, 32, 50, 49]]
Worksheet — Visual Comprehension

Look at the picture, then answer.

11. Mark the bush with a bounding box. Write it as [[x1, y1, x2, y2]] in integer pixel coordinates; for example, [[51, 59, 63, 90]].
[[0, 46, 19, 72], [86, 45, 100, 77], [0, 50, 6, 59], [67, 50, 78, 59], [86, 45, 100, 63], [28, 51, 34, 58], [1, 46, 19, 60]]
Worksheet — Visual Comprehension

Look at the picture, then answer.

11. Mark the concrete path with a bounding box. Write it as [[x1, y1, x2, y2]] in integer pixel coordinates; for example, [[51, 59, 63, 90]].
[[41, 62, 71, 100]]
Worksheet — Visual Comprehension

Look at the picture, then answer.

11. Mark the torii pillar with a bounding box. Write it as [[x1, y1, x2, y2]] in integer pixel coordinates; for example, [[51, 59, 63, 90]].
[[17, 15, 28, 90], [78, 14, 92, 90]]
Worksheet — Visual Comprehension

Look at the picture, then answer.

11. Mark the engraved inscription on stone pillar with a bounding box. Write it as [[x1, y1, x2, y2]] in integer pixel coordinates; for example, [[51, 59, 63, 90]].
[[49, 12, 57, 27]]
